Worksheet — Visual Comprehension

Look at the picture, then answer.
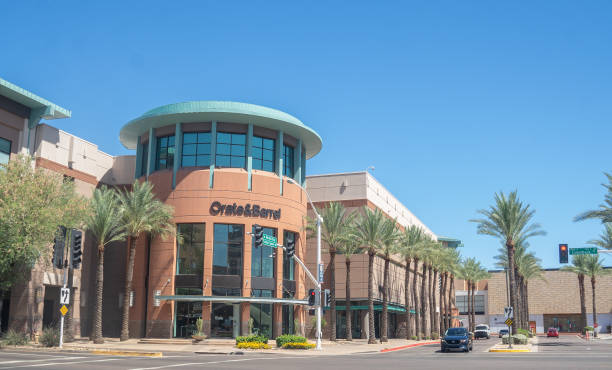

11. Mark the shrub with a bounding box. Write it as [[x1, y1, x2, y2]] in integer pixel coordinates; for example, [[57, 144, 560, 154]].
[[236, 334, 268, 345], [236, 342, 270, 349], [410, 335, 417, 340], [276, 334, 307, 348], [39, 327, 60, 347], [501, 334, 528, 345], [2, 329, 28, 346], [584, 326, 594, 332], [431, 332, 439, 339], [516, 328, 533, 338], [282, 342, 316, 349]]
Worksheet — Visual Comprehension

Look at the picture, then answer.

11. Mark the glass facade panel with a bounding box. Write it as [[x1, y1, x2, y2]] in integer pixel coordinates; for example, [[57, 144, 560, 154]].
[[283, 231, 296, 280], [174, 288, 202, 338], [140, 142, 148, 176], [216, 132, 245, 169], [251, 226, 276, 278], [282, 290, 295, 335], [182, 132, 211, 167], [156, 135, 175, 170], [283, 144, 294, 178], [252, 136, 275, 172], [213, 224, 243, 275], [0, 138, 11, 166], [211, 303, 235, 337], [176, 224, 205, 275], [456, 295, 485, 315], [250, 289, 273, 338]]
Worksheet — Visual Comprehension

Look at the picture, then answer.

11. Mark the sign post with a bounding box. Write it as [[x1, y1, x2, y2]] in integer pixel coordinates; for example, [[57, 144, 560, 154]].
[[504, 306, 514, 349]]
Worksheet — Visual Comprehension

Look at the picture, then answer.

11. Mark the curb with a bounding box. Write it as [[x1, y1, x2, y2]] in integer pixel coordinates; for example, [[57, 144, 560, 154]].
[[380, 341, 440, 353], [489, 348, 530, 352], [90, 350, 163, 357]]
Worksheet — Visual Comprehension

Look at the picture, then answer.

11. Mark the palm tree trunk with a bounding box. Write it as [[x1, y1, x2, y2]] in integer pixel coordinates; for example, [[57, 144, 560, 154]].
[[381, 257, 389, 342], [413, 259, 421, 340], [405, 259, 411, 339], [421, 262, 428, 338], [591, 276, 598, 338], [516, 271, 523, 330], [345, 258, 352, 341], [367, 250, 376, 344], [91, 246, 105, 343], [330, 250, 336, 341], [578, 274, 587, 331], [467, 281, 472, 331], [506, 242, 518, 334], [428, 265, 434, 337], [121, 235, 135, 341], [524, 282, 530, 332], [432, 269, 439, 336], [440, 273, 447, 333], [471, 282, 476, 332], [448, 275, 455, 329]]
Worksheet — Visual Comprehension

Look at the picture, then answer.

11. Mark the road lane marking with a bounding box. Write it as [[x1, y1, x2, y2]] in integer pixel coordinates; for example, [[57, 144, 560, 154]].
[[0, 357, 86, 365], [130, 356, 309, 370], [5, 358, 121, 368]]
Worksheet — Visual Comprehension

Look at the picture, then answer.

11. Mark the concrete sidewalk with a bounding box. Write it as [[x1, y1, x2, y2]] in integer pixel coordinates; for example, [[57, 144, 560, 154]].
[[57, 337, 440, 356]]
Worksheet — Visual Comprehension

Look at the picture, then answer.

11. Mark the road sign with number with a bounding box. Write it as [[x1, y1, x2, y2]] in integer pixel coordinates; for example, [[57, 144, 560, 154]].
[[262, 234, 277, 248], [569, 247, 598, 255], [60, 305, 68, 316], [505, 318, 513, 326], [60, 288, 70, 305]]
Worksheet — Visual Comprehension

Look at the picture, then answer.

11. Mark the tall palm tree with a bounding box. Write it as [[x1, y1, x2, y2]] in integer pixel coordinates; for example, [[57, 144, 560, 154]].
[[458, 258, 479, 331], [446, 249, 461, 331], [119, 181, 174, 341], [587, 223, 612, 250], [428, 244, 443, 336], [583, 255, 609, 337], [399, 225, 425, 339], [314, 202, 356, 341], [354, 207, 385, 344], [336, 224, 362, 341], [574, 173, 612, 223], [470, 191, 546, 333], [378, 217, 399, 342], [418, 236, 434, 338], [561, 256, 589, 331], [85, 186, 126, 344]]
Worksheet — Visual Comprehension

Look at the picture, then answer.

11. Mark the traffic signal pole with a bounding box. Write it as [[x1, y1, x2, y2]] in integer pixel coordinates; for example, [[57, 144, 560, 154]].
[[58, 229, 71, 348]]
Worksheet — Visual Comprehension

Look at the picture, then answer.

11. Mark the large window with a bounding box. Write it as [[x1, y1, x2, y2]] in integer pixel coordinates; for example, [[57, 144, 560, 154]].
[[283, 231, 296, 280], [0, 138, 11, 166], [250, 289, 273, 338], [456, 295, 485, 315], [216, 132, 245, 168], [252, 136, 275, 172], [174, 288, 202, 338], [182, 132, 211, 167], [282, 290, 295, 335], [283, 144, 294, 178], [140, 142, 148, 176], [251, 227, 276, 278], [156, 135, 175, 170], [176, 224, 205, 275], [213, 224, 243, 275]]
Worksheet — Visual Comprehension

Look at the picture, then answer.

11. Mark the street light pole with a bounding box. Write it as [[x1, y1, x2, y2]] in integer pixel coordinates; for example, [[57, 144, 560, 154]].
[[287, 178, 323, 350]]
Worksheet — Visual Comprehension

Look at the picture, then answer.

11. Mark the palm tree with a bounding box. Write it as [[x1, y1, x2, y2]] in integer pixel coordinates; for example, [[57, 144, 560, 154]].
[[562, 256, 589, 331], [587, 223, 612, 250], [353, 207, 385, 343], [313, 202, 356, 341], [583, 255, 609, 337], [399, 225, 425, 339], [446, 249, 461, 331], [378, 217, 399, 342], [336, 224, 362, 341], [574, 173, 612, 223], [418, 236, 435, 338], [472, 264, 490, 332], [119, 181, 174, 341], [458, 258, 480, 331], [85, 186, 126, 344], [428, 244, 443, 336], [470, 191, 546, 333]]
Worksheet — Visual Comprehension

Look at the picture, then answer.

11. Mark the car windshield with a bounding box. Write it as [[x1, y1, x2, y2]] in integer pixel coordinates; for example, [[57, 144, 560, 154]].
[[445, 328, 467, 336], [475, 326, 488, 330]]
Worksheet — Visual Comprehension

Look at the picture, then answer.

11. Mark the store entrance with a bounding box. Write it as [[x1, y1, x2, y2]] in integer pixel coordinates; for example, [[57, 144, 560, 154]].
[[211, 303, 240, 338], [174, 301, 202, 338]]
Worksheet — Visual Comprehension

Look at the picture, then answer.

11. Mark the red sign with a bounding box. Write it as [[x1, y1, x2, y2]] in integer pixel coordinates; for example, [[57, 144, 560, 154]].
[[594, 323, 598, 328]]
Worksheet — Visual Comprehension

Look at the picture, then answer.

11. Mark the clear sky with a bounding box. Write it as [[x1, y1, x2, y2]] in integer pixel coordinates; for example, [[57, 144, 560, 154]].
[[2, 1, 611, 269]]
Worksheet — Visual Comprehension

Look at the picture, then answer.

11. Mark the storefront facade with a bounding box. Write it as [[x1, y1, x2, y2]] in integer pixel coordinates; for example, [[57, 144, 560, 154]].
[[119, 101, 322, 338]]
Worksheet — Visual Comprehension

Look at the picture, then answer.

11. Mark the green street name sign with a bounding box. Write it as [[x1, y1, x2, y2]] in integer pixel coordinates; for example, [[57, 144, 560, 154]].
[[569, 247, 598, 255], [262, 234, 278, 248]]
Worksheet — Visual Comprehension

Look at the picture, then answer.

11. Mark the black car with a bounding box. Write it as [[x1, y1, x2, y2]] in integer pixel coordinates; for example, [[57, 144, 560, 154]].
[[498, 329, 509, 338], [441, 327, 473, 353]]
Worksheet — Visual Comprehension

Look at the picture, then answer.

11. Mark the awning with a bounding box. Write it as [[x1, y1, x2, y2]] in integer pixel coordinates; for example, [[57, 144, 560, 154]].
[[157, 295, 308, 305]]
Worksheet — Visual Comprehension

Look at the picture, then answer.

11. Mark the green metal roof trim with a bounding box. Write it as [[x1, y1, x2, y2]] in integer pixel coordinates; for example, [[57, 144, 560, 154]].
[[120, 101, 323, 159], [0, 77, 71, 119]]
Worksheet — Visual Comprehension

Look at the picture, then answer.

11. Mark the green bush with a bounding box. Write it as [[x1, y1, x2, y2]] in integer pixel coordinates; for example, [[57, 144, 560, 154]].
[[282, 342, 315, 349], [431, 332, 440, 339], [516, 328, 533, 338], [276, 334, 307, 348], [236, 342, 270, 349], [410, 335, 417, 340], [584, 326, 594, 332], [2, 329, 28, 346], [236, 334, 268, 345], [39, 327, 60, 347], [501, 334, 528, 345]]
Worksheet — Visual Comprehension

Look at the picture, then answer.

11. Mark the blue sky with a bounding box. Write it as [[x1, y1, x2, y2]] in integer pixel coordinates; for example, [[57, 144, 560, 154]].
[[2, 1, 611, 269]]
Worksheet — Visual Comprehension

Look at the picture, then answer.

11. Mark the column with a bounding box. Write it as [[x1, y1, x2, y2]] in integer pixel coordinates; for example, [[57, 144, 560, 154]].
[[247, 123, 253, 191], [295, 139, 302, 184], [147, 128, 155, 177], [209, 121, 217, 188], [301, 148, 306, 187], [172, 123, 182, 189], [134, 136, 142, 179], [276, 130, 283, 195], [274, 232, 284, 338]]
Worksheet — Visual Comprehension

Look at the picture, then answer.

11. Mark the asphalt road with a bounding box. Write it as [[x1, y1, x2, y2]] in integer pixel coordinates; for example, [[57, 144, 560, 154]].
[[0, 335, 609, 370]]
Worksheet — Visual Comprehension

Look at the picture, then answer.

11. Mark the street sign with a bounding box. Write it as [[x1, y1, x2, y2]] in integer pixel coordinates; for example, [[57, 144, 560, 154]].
[[318, 263, 324, 283], [262, 234, 277, 248], [60, 287, 70, 305], [569, 247, 598, 255], [505, 318, 513, 326], [504, 306, 514, 319], [60, 305, 68, 316]]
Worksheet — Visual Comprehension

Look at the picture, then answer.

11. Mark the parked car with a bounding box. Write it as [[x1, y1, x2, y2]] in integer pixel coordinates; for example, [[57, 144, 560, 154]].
[[441, 327, 473, 353], [474, 324, 491, 339], [547, 327, 559, 338], [498, 329, 509, 338]]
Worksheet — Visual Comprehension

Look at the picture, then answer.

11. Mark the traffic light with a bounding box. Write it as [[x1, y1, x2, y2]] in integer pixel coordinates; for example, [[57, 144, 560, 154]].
[[285, 238, 295, 258], [308, 289, 316, 306], [323, 289, 331, 308], [559, 244, 568, 264], [71, 229, 83, 269], [52, 226, 66, 269], [253, 224, 264, 248]]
